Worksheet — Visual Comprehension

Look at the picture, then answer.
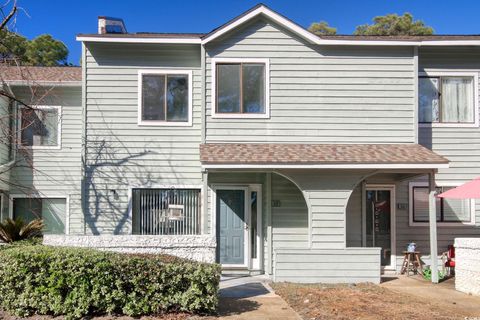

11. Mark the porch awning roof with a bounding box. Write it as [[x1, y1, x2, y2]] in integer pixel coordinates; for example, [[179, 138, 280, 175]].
[[199, 143, 449, 169]]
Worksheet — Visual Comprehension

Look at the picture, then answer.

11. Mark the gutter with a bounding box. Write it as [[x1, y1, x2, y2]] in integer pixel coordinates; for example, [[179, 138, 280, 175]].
[[7, 81, 82, 87]]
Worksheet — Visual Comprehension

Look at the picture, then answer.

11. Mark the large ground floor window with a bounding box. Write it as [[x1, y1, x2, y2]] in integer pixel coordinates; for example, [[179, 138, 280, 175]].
[[131, 188, 201, 235], [409, 182, 475, 225], [12, 197, 66, 234]]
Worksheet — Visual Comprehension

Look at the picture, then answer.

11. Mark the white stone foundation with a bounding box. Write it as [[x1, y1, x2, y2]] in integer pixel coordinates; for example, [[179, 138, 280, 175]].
[[43, 235, 216, 263], [455, 238, 480, 296]]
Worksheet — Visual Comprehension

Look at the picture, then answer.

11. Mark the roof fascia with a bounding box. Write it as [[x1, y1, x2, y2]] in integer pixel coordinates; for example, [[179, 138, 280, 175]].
[[202, 163, 449, 170], [76, 36, 202, 44]]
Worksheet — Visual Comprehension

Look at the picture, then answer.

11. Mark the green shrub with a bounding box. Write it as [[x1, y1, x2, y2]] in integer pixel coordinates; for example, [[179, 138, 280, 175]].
[[0, 245, 220, 319], [0, 218, 44, 243]]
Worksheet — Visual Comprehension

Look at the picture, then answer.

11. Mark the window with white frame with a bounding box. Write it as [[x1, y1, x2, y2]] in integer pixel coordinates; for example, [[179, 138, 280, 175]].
[[20, 106, 61, 148], [12, 197, 67, 234], [419, 75, 476, 124], [212, 59, 269, 118], [131, 188, 201, 235], [138, 70, 192, 126], [410, 183, 475, 225]]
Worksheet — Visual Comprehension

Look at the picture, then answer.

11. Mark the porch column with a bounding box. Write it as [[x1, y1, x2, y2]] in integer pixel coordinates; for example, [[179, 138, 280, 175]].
[[428, 171, 439, 283]]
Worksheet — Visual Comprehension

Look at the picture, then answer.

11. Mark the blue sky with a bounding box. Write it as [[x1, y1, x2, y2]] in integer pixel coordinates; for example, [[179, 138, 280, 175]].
[[13, 0, 480, 65]]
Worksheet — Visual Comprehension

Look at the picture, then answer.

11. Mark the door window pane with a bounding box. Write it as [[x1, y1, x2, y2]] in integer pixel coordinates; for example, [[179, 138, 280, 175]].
[[419, 77, 439, 123], [21, 108, 59, 147], [441, 77, 474, 123], [217, 64, 241, 113], [142, 74, 166, 121], [243, 64, 265, 113], [250, 191, 258, 259], [166, 75, 189, 121], [366, 190, 392, 266]]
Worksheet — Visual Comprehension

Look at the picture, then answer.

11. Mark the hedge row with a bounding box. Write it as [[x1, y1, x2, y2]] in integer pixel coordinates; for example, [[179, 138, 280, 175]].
[[0, 245, 221, 319]]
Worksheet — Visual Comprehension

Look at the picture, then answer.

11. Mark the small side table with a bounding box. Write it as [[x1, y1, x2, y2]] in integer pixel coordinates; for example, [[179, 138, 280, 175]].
[[400, 251, 423, 276]]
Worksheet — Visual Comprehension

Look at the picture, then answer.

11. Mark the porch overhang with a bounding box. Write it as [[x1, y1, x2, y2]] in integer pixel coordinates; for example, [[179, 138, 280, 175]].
[[200, 143, 449, 170]]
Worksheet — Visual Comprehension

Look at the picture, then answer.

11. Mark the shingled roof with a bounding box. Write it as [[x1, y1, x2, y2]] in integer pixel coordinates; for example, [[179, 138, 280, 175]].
[[200, 143, 449, 168], [0, 66, 81, 83]]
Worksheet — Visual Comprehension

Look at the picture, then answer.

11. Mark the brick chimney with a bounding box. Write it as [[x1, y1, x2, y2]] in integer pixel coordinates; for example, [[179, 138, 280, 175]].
[[98, 16, 127, 34]]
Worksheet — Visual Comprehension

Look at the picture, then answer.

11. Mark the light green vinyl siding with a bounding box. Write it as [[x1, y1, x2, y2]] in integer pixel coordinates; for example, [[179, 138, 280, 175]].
[[419, 47, 480, 182], [84, 43, 202, 234], [10, 86, 82, 234], [0, 94, 12, 196], [274, 247, 381, 283], [408, 47, 480, 269], [205, 17, 416, 144]]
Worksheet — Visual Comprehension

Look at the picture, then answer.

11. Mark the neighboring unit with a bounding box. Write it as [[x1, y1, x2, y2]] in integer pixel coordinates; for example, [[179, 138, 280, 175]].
[[1, 4, 480, 284]]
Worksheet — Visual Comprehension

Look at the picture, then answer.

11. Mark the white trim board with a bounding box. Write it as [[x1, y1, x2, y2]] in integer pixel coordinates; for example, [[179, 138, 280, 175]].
[[202, 163, 449, 170], [137, 69, 193, 127], [76, 36, 202, 44], [210, 58, 270, 119]]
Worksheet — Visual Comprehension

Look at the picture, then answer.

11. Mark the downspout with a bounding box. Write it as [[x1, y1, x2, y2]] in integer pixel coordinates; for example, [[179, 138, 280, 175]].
[[80, 42, 88, 235], [413, 46, 419, 144], [200, 44, 209, 235], [428, 170, 439, 283], [361, 180, 367, 247]]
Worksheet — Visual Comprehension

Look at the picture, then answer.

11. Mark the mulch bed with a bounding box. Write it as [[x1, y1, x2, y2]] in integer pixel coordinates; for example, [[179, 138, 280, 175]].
[[271, 282, 465, 320]]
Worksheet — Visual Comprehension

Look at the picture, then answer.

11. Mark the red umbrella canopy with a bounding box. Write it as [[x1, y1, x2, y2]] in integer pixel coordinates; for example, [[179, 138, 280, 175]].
[[437, 177, 480, 199]]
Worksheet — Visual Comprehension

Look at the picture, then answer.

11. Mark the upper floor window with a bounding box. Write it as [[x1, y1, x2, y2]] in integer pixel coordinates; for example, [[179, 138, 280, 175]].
[[20, 106, 61, 149], [419, 73, 478, 126], [409, 182, 475, 226], [138, 70, 192, 126], [212, 58, 270, 118]]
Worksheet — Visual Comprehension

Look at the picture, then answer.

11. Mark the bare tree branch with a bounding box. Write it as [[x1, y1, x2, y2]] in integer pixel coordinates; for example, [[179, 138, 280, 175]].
[[0, 0, 16, 30]]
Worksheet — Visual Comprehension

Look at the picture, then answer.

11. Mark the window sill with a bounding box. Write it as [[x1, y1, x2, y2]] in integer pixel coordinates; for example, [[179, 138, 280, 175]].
[[211, 113, 270, 119], [409, 221, 476, 227], [137, 121, 193, 127], [18, 145, 62, 151], [419, 122, 479, 128]]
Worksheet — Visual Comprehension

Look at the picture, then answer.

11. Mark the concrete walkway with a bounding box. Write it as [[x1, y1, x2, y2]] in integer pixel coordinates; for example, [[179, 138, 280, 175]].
[[217, 275, 301, 320], [381, 275, 480, 317]]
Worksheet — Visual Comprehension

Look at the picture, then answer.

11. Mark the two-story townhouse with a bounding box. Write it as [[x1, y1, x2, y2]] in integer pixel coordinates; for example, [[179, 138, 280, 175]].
[[2, 4, 480, 284], [0, 66, 82, 234]]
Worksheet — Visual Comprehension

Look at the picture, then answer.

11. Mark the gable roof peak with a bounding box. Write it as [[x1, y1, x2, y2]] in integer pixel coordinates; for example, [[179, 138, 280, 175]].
[[201, 3, 320, 44]]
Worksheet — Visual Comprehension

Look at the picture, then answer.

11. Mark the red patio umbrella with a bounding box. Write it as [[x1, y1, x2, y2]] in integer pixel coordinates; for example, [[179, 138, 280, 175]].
[[437, 177, 480, 199]]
